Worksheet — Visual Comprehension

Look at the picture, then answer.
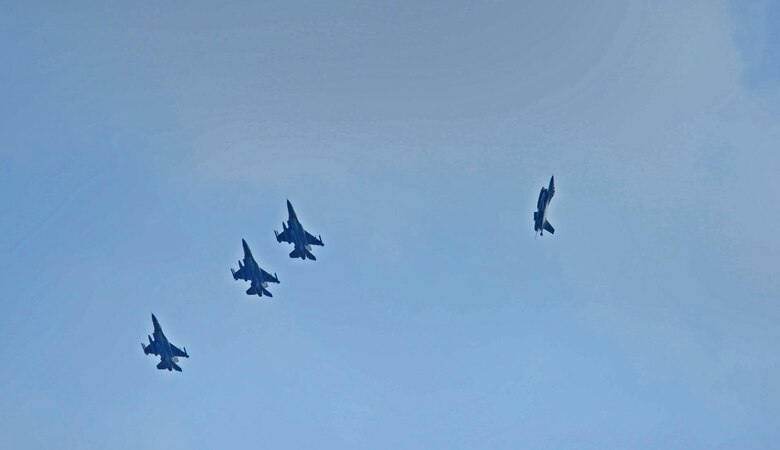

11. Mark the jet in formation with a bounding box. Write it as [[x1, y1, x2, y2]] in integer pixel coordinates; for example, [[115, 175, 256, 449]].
[[231, 238, 280, 297], [275, 200, 324, 260], [534, 175, 556, 236], [142, 314, 189, 372]]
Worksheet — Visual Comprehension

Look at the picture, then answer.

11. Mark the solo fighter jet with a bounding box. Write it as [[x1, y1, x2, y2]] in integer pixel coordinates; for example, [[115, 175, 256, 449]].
[[142, 314, 189, 372], [274, 200, 324, 260], [231, 239, 280, 297], [534, 175, 556, 236]]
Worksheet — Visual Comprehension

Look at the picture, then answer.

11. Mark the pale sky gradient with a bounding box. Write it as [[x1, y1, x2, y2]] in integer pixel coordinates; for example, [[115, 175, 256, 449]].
[[1, 1, 779, 448]]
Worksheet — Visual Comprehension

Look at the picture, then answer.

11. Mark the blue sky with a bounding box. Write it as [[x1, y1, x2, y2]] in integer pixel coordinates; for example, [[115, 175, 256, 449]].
[[1, 1, 779, 448]]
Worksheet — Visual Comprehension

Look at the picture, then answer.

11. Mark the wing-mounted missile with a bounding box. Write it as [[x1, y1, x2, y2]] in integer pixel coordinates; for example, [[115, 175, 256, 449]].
[[148, 335, 153, 345], [319, 235, 323, 246], [141, 343, 147, 354], [274, 272, 279, 282], [231, 268, 237, 280], [183, 347, 188, 357], [274, 230, 279, 241]]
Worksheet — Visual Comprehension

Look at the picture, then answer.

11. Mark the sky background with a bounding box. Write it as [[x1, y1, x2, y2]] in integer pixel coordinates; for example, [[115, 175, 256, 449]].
[[1, 0, 779, 448]]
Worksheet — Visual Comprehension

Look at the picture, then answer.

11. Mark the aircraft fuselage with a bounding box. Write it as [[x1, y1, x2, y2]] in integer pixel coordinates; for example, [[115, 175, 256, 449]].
[[288, 217, 313, 258], [534, 176, 555, 236], [535, 190, 550, 232], [152, 316, 175, 370]]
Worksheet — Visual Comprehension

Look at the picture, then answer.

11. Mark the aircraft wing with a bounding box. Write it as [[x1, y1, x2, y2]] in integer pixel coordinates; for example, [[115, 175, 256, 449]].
[[232, 265, 249, 281], [170, 343, 188, 358], [260, 268, 278, 283], [537, 188, 546, 209], [304, 230, 323, 246], [276, 227, 293, 244], [143, 340, 160, 356]]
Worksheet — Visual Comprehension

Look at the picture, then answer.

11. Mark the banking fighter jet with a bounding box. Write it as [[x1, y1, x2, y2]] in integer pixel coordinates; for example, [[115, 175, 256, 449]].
[[142, 314, 189, 372], [534, 175, 556, 236], [231, 239, 280, 297], [274, 200, 324, 260]]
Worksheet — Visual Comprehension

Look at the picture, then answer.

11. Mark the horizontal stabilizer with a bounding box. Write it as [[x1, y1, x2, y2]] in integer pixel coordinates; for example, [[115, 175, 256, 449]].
[[156, 361, 167, 370], [543, 220, 555, 235], [246, 285, 272, 297], [289, 248, 304, 259], [172, 362, 182, 372], [306, 250, 317, 261], [533, 211, 538, 221]]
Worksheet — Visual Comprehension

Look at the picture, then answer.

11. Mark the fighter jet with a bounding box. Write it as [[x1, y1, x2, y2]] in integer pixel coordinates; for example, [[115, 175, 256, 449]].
[[231, 238, 280, 297], [534, 175, 556, 236], [141, 314, 189, 372], [274, 200, 324, 260]]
